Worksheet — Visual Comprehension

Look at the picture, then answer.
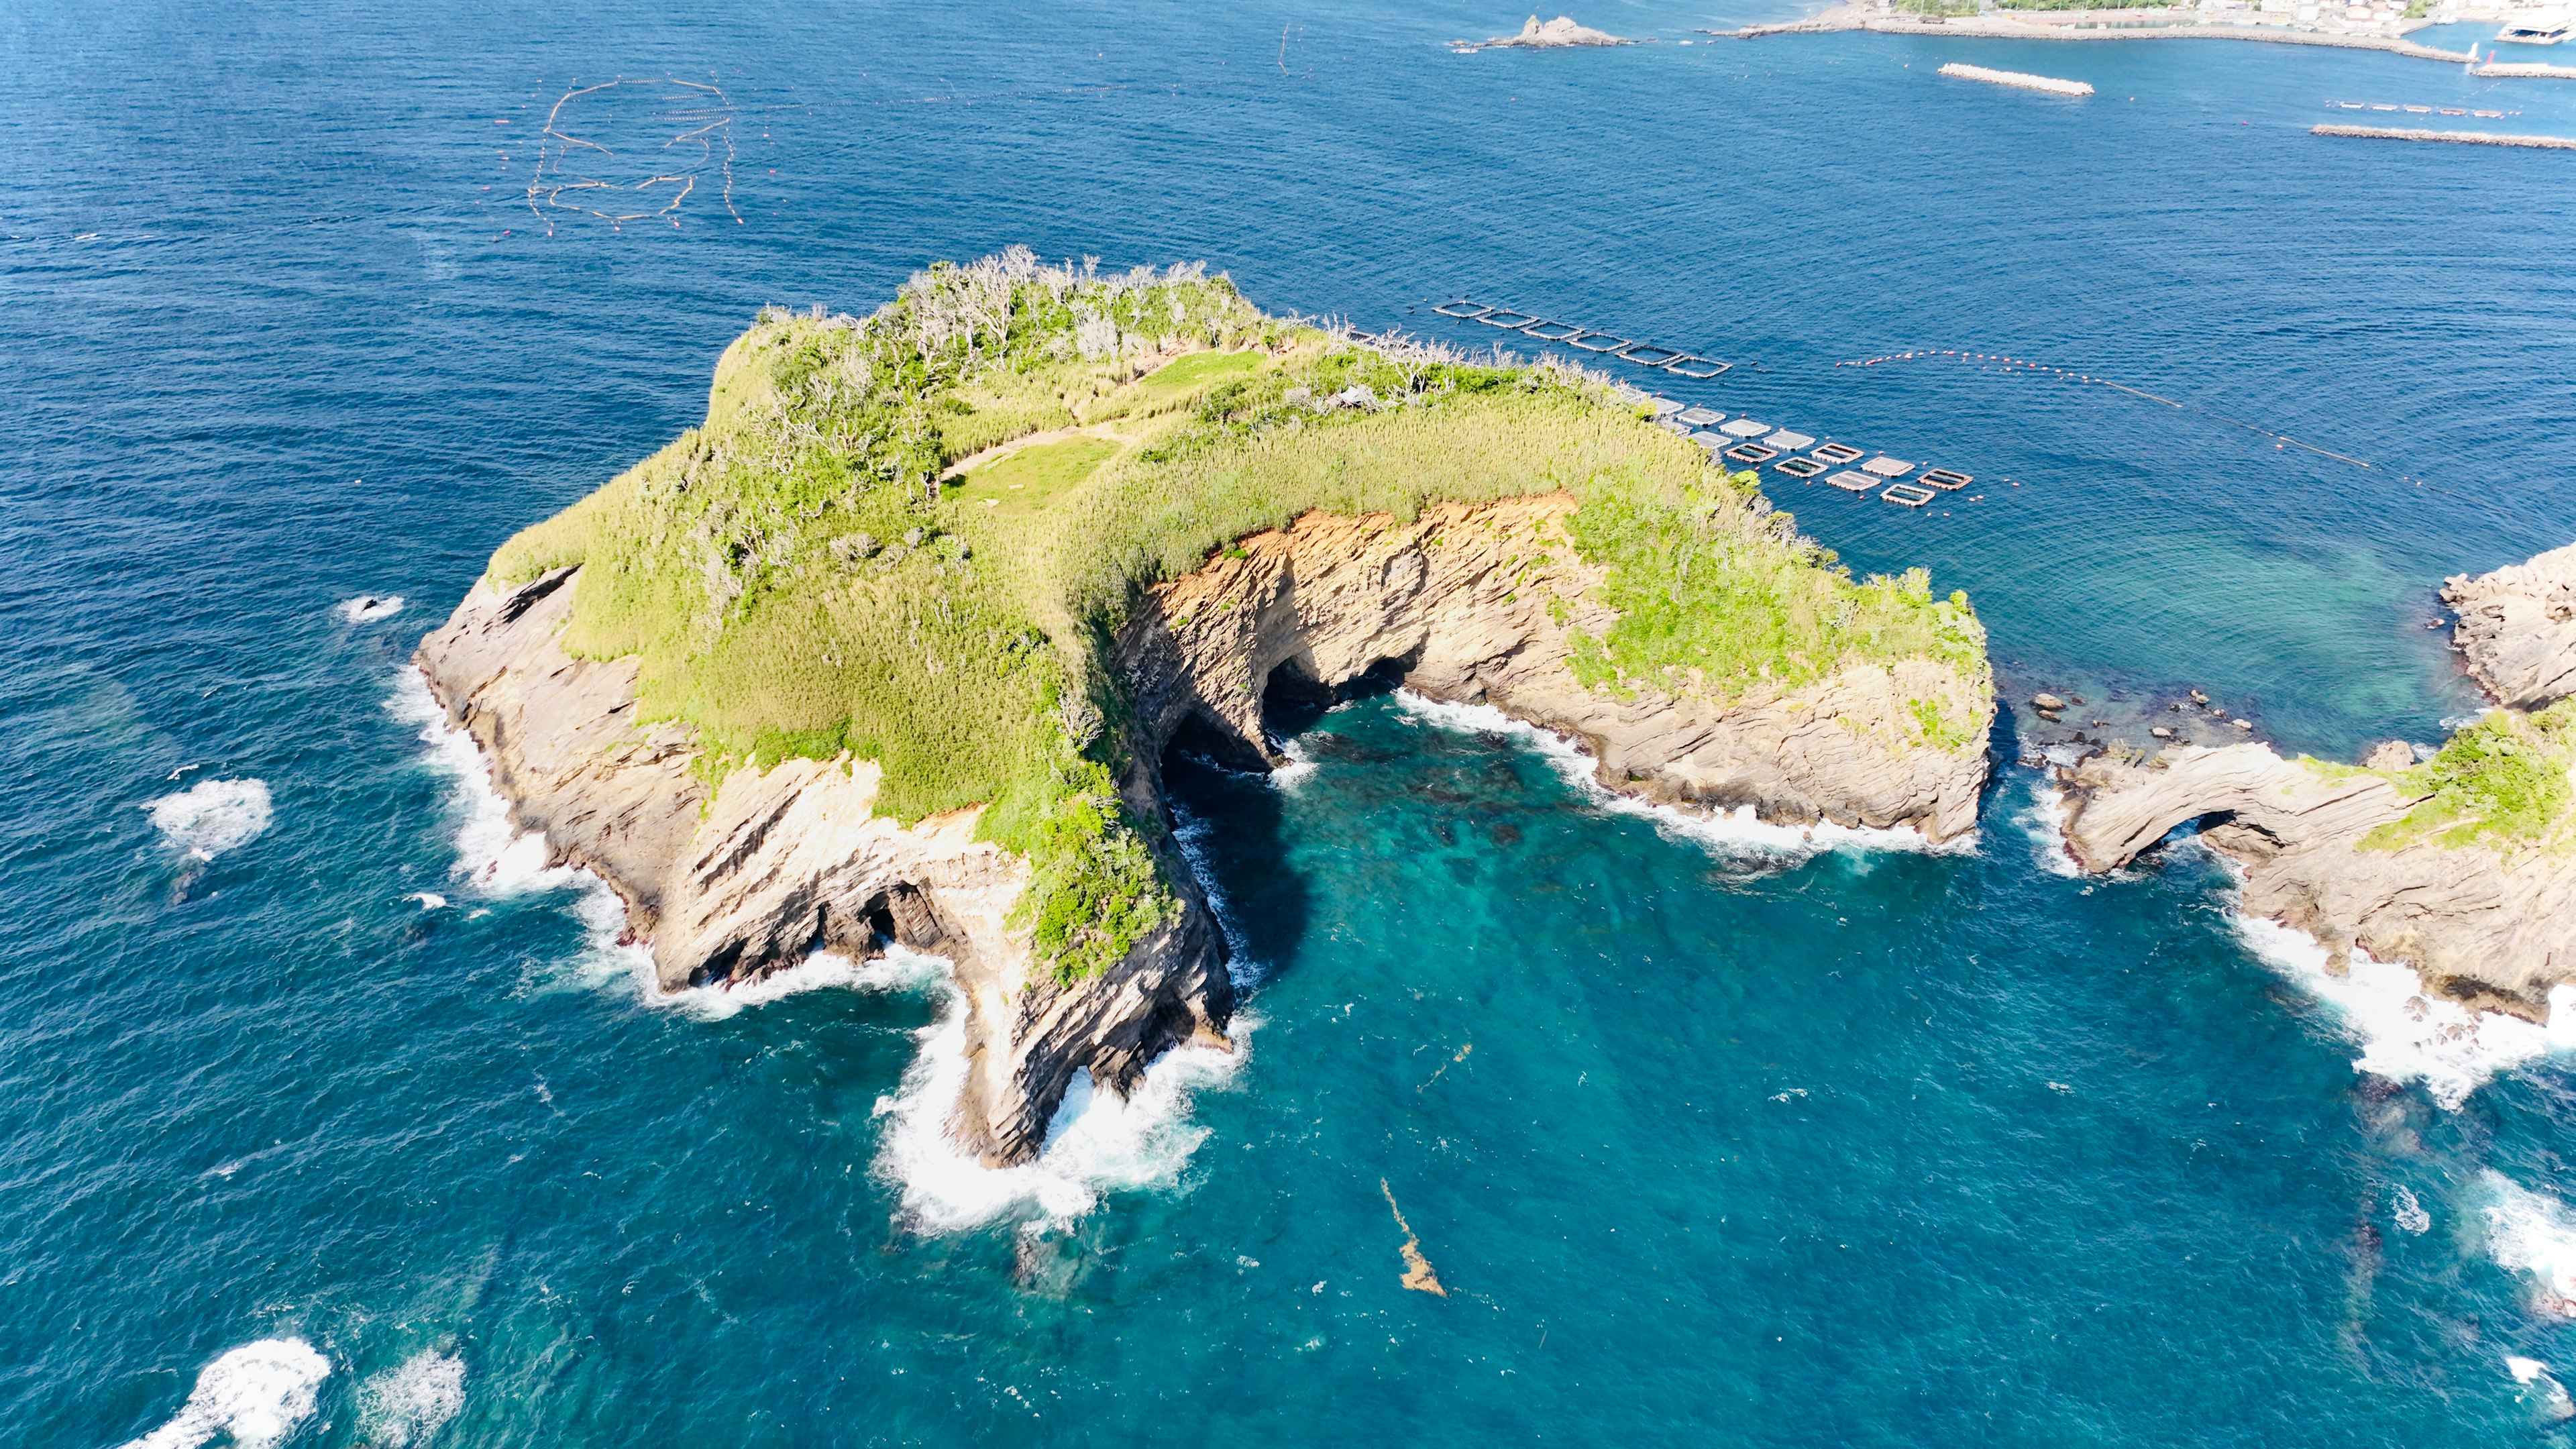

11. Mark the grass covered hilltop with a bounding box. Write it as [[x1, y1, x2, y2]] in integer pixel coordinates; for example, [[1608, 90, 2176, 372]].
[[484, 248, 1987, 979]]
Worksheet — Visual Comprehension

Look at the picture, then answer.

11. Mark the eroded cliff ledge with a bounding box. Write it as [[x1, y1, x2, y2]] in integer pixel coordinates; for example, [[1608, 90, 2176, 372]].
[[421, 492, 1990, 1167]]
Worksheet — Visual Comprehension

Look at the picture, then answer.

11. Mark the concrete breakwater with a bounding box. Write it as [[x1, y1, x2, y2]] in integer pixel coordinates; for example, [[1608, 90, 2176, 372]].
[[1710, 7, 2475, 64], [2313, 124, 2576, 150], [1938, 63, 2093, 97]]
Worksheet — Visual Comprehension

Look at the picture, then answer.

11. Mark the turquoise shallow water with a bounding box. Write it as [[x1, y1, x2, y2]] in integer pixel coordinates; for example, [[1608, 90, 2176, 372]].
[[8, 1, 2576, 1444]]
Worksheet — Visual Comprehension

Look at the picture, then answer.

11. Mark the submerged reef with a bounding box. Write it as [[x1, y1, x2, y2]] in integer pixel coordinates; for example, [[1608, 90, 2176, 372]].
[[419, 248, 1991, 1165]]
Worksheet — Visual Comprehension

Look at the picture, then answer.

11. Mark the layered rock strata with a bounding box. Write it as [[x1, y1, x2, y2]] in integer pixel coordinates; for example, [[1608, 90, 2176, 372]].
[[420, 494, 1990, 1165], [2445, 541, 2576, 710], [2061, 744, 2576, 1017], [1116, 494, 1990, 842]]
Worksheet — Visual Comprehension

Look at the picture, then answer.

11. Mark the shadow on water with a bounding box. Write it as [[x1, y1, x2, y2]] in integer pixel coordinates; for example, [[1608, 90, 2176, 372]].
[[1161, 729, 1311, 985]]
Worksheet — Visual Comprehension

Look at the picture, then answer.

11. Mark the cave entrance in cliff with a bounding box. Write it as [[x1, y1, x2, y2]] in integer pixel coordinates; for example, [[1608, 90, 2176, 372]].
[[1259, 653, 1416, 749]]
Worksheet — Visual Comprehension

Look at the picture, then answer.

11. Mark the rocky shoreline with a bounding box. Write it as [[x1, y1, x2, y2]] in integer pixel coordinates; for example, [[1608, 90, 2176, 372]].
[[419, 494, 1991, 1167], [2054, 541, 2576, 1022]]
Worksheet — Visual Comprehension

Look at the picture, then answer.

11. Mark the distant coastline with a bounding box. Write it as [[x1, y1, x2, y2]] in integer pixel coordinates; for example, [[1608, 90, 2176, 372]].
[[1707, 4, 2481, 63]]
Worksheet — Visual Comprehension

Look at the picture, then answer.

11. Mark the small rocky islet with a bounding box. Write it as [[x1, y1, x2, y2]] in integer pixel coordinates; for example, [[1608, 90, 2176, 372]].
[[417, 250, 1992, 1167]]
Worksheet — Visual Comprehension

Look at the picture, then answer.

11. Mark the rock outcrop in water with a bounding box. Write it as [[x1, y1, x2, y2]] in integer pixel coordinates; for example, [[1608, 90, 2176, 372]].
[[1465, 15, 1628, 49], [420, 494, 1990, 1167], [2060, 536, 2576, 1021], [2060, 743, 2576, 1018], [2444, 541, 2576, 710]]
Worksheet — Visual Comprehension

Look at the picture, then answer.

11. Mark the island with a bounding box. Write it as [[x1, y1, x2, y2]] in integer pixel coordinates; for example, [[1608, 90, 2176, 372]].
[[417, 248, 1992, 1165], [2059, 542, 2576, 1021], [1460, 15, 1629, 49]]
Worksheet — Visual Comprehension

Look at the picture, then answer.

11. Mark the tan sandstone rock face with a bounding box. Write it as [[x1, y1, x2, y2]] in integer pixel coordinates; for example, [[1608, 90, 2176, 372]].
[[2445, 540, 2576, 710], [2061, 743, 2576, 1019], [417, 568, 1232, 1166], [417, 496, 1990, 1165], [1117, 495, 1991, 842]]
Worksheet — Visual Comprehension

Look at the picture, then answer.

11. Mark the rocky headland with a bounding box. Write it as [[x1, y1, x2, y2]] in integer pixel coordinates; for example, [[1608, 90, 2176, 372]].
[[2057, 540, 2576, 1020], [418, 250, 1990, 1168]]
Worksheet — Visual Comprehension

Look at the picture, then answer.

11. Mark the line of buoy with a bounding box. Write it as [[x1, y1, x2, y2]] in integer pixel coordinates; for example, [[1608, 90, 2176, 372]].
[[1406, 309, 1980, 517], [1836, 347, 2385, 472], [1430, 299, 1731, 377]]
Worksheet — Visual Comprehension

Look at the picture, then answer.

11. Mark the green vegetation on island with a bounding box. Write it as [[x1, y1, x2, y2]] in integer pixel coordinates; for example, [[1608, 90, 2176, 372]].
[[486, 248, 1987, 979], [2357, 700, 2576, 852]]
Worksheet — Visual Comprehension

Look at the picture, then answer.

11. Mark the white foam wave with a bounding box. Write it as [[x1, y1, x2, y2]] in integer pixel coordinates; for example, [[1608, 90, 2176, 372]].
[[2234, 916, 2571, 1110], [2391, 1185, 2431, 1236], [2507, 1354, 2576, 1419], [407, 892, 447, 910], [653, 946, 951, 1022], [358, 1350, 464, 1448], [121, 1338, 329, 1449], [1169, 806, 1268, 988], [1387, 689, 1970, 860], [336, 594, 406, 623], [2017, 776, 2082, 877], [2483, 1173, 2576, 1317], [1267, 735, 1318, 790], [388, 669, 580, 896], [144, 779, 273, 861], [870, 948, 1247, 1232]]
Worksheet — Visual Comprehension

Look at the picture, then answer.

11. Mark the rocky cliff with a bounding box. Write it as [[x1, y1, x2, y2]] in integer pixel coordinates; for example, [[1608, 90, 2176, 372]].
[[1117, 494, 1990, 842], [2061, 743, 2576, 1018], [2445, 541, 2576, 710], [419, 494, 1990, 1166]]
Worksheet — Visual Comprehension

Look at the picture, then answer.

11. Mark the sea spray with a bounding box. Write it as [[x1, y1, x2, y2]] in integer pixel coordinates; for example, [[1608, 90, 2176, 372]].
[[357, 1350, 465, 1448], [1388, 690, 1973, 862], [144, 779, 273, 861], [119, 1338, 329, 1449], [2233, 916, 2572, 1110]]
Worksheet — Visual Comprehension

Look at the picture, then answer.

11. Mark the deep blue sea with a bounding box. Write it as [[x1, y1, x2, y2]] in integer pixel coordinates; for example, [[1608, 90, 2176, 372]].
[[9, 1, 2576, 1444]]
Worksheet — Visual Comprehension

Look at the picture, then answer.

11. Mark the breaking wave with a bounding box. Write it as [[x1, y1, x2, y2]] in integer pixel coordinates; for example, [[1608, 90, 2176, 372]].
[[388, 669, 582, 897], [119, 1338, 329, 1449], [2481, 1172, 2576, 1317], [2234, 916, 2575, 1110], [871, 957, 1248, 1232], [144, 778, 274, 861], [357, 1350, 464, 1448], [2016, 775, 2082, 878], [1388, 690, 1972, 861], [654, 945, 951, 1022], [335, 594, 406, 623], [2508, 1354, 2576, 1419]]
